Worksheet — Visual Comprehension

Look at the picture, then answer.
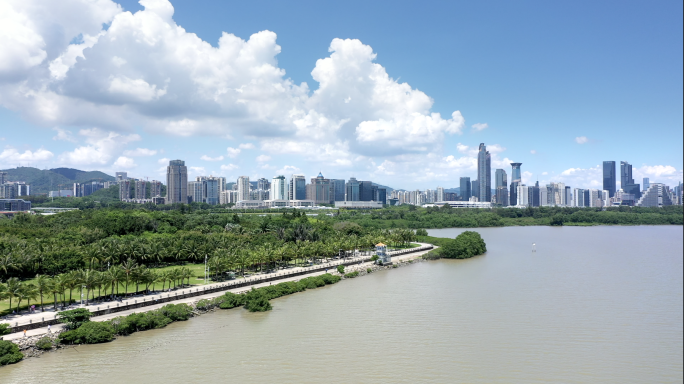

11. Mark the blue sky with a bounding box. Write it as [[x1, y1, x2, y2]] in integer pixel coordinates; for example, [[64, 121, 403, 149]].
[[0, 0, 681, 190]]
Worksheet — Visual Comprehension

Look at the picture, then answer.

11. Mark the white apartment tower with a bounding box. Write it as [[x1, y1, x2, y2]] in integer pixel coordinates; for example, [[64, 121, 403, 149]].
[[237, 176, 250, 201]]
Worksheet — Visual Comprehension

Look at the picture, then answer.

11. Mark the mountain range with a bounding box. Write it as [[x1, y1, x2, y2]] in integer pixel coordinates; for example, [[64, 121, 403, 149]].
[[1, 167, 115, 194]]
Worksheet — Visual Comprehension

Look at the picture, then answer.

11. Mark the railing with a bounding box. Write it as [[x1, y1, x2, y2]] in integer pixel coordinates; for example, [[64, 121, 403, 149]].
[[5, 244, 432, 334]]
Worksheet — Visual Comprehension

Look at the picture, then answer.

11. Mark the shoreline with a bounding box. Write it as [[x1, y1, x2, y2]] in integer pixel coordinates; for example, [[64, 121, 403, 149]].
[[4, 246, 434, 364]]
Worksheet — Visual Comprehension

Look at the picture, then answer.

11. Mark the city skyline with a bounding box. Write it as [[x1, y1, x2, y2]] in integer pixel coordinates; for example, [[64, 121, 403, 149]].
[[0, 0, 681, 191]]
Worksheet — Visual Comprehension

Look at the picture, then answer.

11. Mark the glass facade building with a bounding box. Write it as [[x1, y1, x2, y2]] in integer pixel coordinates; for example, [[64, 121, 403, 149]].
[[603, 161, 616, 197]]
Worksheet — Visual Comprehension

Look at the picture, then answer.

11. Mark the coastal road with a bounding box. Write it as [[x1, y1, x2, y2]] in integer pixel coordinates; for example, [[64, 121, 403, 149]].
[[3, 244, 435, 341]]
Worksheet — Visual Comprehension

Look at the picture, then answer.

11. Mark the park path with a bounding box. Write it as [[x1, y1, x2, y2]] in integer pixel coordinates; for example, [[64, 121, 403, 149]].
[[3, 244, 434, 341]]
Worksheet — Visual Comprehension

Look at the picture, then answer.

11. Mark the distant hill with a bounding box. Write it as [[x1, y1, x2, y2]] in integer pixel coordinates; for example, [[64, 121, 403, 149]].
[[1, 166, 115, 194]]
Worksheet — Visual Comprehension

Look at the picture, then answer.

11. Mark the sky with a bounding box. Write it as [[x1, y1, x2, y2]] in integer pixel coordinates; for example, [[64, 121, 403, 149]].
[[0, 0, 682, 190]]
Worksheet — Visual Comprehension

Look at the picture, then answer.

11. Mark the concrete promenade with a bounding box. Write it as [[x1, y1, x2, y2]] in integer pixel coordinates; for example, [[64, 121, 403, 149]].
[[3, 244, 434, 341]]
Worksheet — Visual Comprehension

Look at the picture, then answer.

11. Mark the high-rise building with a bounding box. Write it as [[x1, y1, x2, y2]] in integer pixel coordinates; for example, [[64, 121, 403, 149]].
[[346, 177, 360, 201], [495, 169, 507, 190], [359, 181, 374, 201], [257, 178, 270, 192], [376, 188, 387, 204], [119, 179, 131, 201], [510, 163, 522, 207], [471, 180, 479, 202], [188, 181, 203, 203], [459, 177, 471, 201], [0, 172, 7, 185], [620, 161, 633, 188], [272, 175, 287, 200], [573, 188, 585, 207], [288, 175, 306, 200], [115, 172, 128, 182], [306, 172, 331, 204], [496, 187, 508, 206], [565, 186, 572, 207], [603, 161, 616, 197], [532, 181, 540, 207], [150, 180, 162, 197], [643, 178, 650, 192], [478, 143, 491, 203], [135, 180, 147, 200], [205, 177, 220, 205], [237, 176, 250, 201], [0, 184, 16, 199], [331, 179, 346, 202], [637, 184, 674, 207], [166, 160, 188, 204], [436, 187, 445, 202]]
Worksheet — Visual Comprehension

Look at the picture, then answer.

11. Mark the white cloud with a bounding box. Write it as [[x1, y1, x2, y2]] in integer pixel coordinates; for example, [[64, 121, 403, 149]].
[[530, 150, 537, 155], [108, 76, 167, 102], [188, 166, 206, 176], [256, 155, 270, 163], [200, 155, 224, 161], [157, 157, 170, 164], [58, 128, 141, 166], [239, 143, 255, 150], [575, 136, 589, 144], [52, 127, 77, 142], [471, 123, 488, 131], [226, 147, 241, 158], [123, 148, 157, 157], [634, 165, 683, 185], [558, 166, 602, 188], [275, 165, 301, 175], [112, 156, 136, 169], [220, 163, 238, 171], [0, 147, 54, 163]]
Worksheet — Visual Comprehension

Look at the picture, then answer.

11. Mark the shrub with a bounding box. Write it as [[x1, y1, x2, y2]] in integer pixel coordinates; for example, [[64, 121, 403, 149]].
[[59, 321, 114, 344], [344, 271, 360, 278], [0, 323, 11, 336], [440, 231, 487, 259], [160, 304, 193, 321], [219, 292, 246, 309], [57, 308, 92, 330], [35, 337, 53, 350], [243, 289, 272, 312], [366, 268, 372, 273], [370, 255, 379, 262], [415, 228, 429, 236], [422, 249, 442, 260], [0, 340, 23, 365], [337, 265, 345, 274]]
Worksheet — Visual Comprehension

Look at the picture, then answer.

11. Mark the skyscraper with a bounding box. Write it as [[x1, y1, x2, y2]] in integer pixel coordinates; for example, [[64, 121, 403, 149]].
[[272, 175, 287, 200], [359, 181, 374, 201], [471, 180, 479, 201], [166, 160, 188, 204], [478, 143, 491, 203], [346, 177, 360, 201], [436, 187, 445, 202], [510, 163, 522, 206], [459, 177, 471, 200], [150, 180, 162, 197], [119, 179, 131, 201], [237, 176, 250, 201], [0, 172, 7, 185], [331, 179, 346, 202], [643, 178, 650, 192], [306, 172, 331, 204], [135, 180, 147, 200], [288, 174, 306, 200], [205, 177, 220, 205], [620, 161, 641, 201], [603, 161, 616, 197], [495, 169, 507, 190]]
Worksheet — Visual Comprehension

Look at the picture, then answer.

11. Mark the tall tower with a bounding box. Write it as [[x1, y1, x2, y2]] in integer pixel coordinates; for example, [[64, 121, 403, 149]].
[[459, 177, 471, 200], [620, 161, 634, 189], [478, 143, 491, 203], [603, 161, 616, 197], [509, 163, 522, 207], [272, 175, 287, 200], [237, 176, 250, 201], [166, 160, 187, 204]]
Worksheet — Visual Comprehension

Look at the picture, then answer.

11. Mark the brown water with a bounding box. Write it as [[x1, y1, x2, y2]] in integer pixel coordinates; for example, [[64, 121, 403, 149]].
[[2, 226, 682, 383]]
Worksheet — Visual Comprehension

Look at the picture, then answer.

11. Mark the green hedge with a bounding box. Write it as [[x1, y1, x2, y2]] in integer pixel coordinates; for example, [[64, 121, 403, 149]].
[[0, 340, 23, 366]]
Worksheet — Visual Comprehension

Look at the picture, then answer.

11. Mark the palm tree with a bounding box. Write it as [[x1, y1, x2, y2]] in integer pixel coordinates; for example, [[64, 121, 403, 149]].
[[20, 283, 39, 313], [5, 277, 22, 313], [0, 283, 8, 303], [181, 267, 193, 287], [34, 274, 52, 312], [81, 269, 98, 305], [121, 258, 138, 296], [0, 253, 18, 278], [48, 277, 63, 311], [56, 274, 70, 308]]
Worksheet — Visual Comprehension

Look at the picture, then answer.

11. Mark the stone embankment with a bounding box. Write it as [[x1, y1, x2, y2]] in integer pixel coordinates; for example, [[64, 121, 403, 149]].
[[7, 251, 433, 361]]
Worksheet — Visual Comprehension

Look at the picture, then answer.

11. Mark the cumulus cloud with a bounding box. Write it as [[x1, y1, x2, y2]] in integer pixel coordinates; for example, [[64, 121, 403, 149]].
[[471, 123, 488, 131], [256, 155, 270, 163], [575, 136, 589, 144], [220, 163, 238, 171], [275, 165, 301, 175], [112, 156, 136, 169], [0, 147, 54, 163], [530, 150, 537, 154], [634, 165, 683, 185], [58, 128, 141, 166], [52, 127, 77, 142], [123, 148, 157, 157], [200, 155, 224, 161]]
